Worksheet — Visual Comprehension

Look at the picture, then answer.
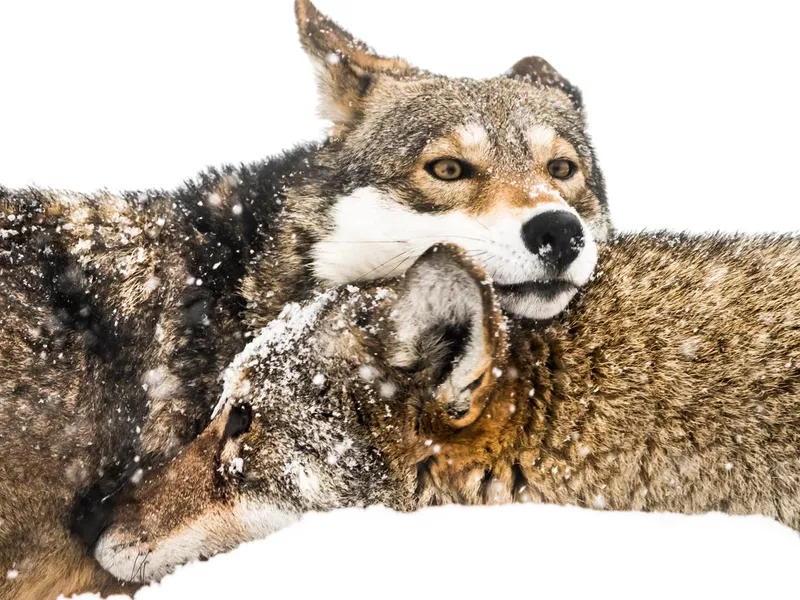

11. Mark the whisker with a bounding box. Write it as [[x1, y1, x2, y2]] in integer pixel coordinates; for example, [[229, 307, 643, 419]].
[[466, 214, 493, 237], [318, 234, 494, 246], [383, 250, 421, 278], [357, 248, 418, 281], [316, 240, 413, 245]]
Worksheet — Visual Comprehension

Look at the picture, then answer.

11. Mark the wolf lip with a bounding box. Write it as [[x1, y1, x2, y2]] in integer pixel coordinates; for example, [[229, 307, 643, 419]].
[[494, 280, 576, 298]]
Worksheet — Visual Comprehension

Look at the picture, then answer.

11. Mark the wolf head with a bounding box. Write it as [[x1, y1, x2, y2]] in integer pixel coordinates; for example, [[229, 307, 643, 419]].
[[95, 245, 518, 582], [288, 0, 610, 321]]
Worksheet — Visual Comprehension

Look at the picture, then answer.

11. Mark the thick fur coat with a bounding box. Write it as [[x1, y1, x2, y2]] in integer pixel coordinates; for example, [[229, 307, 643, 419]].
[[0, 0, 610, 597], [95, 235, 800, 583]]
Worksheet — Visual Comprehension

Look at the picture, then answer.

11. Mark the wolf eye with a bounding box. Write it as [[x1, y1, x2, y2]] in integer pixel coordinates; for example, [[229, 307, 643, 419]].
[[547, 159, 577, 180], [223, 403, 253, 440], [426, 159, 469, 181]]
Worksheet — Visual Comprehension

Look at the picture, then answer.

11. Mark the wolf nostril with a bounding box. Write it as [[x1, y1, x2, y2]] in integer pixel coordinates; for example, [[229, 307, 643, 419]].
[[521, 211, 585, 272]]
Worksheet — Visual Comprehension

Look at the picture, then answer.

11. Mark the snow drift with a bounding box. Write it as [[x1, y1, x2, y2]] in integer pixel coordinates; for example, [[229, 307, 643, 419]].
[[69, 503, 800, 600]]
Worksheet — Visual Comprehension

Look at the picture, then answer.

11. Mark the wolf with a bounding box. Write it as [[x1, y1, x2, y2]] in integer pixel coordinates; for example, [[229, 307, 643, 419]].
[[0, 1, 608, 598], [94, 236, 800, 584]]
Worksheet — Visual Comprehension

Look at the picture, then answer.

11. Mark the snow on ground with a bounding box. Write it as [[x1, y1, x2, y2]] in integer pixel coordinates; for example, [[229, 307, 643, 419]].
[[68, 504, 800, 600], [3, 1, 800, 599]]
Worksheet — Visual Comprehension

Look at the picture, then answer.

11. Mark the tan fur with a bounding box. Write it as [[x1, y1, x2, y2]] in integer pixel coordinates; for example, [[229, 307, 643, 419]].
[[2, 542, 124, 600], [417, 237, 800, 519], [96, 234, 800, 583], [2, 0, 611, 593]]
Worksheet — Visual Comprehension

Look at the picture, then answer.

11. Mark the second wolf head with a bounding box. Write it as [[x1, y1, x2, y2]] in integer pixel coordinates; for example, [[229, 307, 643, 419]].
[[96, 232, 800, 582]]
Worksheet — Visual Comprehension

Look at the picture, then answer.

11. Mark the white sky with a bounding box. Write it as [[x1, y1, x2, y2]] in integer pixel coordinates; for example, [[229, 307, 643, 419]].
[[1, 0, 798, 232]]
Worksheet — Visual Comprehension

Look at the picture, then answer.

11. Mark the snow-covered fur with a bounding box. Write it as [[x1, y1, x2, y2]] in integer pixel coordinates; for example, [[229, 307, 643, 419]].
[[96, 237, 800, 584], [0, 1, 609, 598]]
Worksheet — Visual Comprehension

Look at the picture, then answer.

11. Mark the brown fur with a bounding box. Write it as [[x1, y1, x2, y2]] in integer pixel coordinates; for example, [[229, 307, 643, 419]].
[[1, 0, 611, 595], [97, 233, 800, 583]]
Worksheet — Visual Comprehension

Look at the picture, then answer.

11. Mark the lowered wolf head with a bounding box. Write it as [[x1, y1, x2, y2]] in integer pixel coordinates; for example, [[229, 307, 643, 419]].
[[282, 0, 610, 321], [95, 245, 515, 582]]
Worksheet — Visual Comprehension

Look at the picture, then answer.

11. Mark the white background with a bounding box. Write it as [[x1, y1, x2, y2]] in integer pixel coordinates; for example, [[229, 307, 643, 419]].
[[1, 0, 798, 233]]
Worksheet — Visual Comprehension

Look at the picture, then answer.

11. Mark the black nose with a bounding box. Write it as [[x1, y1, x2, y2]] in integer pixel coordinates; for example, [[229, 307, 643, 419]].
[[521, 211, 585, 272]]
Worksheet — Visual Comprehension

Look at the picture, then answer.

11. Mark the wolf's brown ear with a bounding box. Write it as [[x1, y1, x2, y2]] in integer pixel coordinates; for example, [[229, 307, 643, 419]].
[[507, 56, 583, 109], [389, 244, 507, 429], [295, 0, 416, 129]]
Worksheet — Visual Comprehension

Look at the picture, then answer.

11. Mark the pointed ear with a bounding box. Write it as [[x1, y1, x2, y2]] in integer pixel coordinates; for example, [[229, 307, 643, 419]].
[[389, 244, 507, 429], [506, 56, 583, 109], [295, 0, 416, 128]]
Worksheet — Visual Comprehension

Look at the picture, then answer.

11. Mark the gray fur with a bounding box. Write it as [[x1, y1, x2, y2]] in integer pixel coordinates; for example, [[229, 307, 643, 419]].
[[97, 234, 800, 583], [0, 1, 608, 597]]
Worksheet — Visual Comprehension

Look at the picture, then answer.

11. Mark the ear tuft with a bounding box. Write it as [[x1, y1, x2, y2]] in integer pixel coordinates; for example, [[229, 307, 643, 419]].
[[295, 0, 416, 127], [390, 244, 507, 429], [295, 0, 370, 67], [507, 56, 583, 109]]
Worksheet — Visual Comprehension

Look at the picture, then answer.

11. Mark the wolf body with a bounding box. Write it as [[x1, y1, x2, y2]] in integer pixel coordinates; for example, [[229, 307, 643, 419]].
[[95, 235, 800, 583], [0, 1, 609, 598]]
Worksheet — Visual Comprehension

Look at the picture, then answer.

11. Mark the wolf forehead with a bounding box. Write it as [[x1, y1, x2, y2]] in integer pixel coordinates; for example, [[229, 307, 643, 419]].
[[338, 77, 596, 177], [215, 286, 391, 415]]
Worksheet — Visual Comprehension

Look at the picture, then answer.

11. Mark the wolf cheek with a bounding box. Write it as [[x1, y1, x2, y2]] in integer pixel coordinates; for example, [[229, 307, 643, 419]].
[[310, 186, 599, 320]]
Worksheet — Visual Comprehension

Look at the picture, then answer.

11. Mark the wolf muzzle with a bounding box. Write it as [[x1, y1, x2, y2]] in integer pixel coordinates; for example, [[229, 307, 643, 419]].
[[521, 210, 585, 272]]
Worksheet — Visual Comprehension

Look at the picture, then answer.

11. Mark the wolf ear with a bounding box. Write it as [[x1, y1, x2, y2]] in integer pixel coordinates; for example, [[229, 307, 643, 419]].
[[295, 0, 416, 128], [389, 244, 507, 429], [506, 56, 583, 109]]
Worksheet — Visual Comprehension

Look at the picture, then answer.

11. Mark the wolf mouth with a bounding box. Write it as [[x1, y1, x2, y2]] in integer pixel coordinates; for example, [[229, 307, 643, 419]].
[[493, 280, 576, 299]]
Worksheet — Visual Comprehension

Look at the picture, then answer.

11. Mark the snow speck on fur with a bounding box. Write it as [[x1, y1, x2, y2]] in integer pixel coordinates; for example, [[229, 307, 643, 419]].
[[211, 291, 338, 419], [4, 1, 799, 598]]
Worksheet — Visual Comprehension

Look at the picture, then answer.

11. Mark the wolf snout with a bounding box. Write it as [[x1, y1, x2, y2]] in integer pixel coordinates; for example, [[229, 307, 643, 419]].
[[521, 210, 585, 272]]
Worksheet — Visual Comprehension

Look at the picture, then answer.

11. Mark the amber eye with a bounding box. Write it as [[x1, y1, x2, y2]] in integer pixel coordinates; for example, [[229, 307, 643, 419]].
[[426, 158, 469, 181], [547, 159, 577, 180]]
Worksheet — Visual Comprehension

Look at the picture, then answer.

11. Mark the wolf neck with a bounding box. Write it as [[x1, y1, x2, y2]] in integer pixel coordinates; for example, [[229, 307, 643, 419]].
[[240, 143, 353, 329], [422, 232, 800, 521]]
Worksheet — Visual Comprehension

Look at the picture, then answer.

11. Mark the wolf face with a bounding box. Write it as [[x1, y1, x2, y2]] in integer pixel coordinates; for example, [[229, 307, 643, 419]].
[[95, 246, 502, 582], [292, 0, 609, 320]]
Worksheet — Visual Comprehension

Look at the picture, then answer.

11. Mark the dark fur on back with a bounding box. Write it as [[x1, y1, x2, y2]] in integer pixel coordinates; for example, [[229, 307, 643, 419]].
[[0, 147, 315, 597], [0, 0, 610, 595]]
